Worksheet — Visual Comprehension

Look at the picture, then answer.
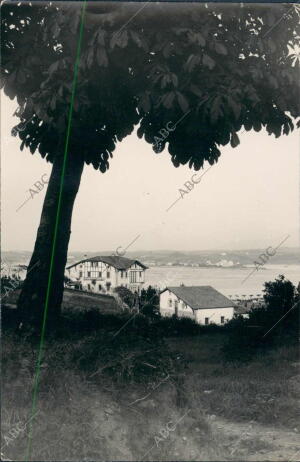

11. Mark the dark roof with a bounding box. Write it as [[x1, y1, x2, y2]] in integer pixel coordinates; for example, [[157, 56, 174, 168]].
[[161, 286, 233, 310], [66, 255, 147, 271]]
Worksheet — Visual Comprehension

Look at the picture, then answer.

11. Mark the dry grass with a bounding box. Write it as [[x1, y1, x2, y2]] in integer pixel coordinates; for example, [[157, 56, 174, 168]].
[[167, 335, 300, 429]]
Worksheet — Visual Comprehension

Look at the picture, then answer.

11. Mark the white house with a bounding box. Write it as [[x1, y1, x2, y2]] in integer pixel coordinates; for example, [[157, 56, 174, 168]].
[[65, 255, 147, 294], [160, 285, 235, 325]]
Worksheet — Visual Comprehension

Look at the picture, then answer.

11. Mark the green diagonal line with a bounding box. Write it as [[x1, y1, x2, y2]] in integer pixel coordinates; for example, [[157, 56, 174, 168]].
[[25, 2, 87, 460]]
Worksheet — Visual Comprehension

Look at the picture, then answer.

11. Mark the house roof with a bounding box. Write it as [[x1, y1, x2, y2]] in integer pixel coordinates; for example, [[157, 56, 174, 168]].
[[66, 255, 148, 271], [161, 286, 233, 310]]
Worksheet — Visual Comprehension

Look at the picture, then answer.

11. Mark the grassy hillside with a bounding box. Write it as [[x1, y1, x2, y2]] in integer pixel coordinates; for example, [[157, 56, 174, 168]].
[[2, 292, 299, 461], [3, 287, 120, 313]]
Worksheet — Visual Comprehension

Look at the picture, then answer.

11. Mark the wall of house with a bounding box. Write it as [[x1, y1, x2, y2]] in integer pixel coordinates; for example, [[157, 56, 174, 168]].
[[160, 290, 195, 320], [194, 307, 234, 325]]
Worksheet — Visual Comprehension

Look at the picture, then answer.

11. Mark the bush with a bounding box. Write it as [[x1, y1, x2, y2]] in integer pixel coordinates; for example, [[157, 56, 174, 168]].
[[140, 286, 159, 306], [222, 315, 265, 361], [114, 286, 136, 309], [1, 275, 21, 296], [140, 302, 161, 319], [153, 315, 202, 336], [223, 276, 300, 361]]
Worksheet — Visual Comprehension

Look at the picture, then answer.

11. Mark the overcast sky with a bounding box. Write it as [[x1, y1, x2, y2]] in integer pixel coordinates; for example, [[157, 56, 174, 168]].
[[1, 95, 299, 252]]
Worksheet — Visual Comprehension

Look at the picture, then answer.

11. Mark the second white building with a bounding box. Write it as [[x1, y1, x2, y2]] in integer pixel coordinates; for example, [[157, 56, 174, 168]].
[[160, 285, 235, 325]]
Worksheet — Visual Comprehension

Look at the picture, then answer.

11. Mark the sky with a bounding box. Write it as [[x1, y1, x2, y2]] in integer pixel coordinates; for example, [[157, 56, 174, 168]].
[[1, 95, 299, 253]]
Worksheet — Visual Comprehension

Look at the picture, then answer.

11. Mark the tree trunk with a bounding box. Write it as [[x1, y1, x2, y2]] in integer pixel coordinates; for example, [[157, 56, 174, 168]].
[[17, 152, 84, 327]]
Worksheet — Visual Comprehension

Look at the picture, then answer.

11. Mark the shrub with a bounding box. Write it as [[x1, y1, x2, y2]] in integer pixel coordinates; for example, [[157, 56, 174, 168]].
[[114, 286, 136, 309], [153, 315, 202, 336], [140, 302, 161, 319], [223, 276, 300, 361]]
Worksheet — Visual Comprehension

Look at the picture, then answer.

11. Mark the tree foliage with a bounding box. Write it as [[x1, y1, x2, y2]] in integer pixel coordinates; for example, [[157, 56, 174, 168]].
[[2, 2, 300, 171], [114, 285, 136, 308], [249, 274, 298, 331], [223, 275, 299, 360]]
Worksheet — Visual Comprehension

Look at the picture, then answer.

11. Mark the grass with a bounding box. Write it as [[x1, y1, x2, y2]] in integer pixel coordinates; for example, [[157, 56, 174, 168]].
[[4, 287, 120, 314], [2, 295, 299, 461], [167, 335, 299, 428]]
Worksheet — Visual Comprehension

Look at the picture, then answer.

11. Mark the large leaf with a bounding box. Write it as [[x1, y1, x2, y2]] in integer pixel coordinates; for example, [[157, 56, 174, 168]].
[[202, 54, 215, 70]]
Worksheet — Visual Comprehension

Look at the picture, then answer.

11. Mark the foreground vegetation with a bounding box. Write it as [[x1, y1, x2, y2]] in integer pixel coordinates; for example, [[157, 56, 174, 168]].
[[2, 275, 299, 460], [2, 297, 299, 461]]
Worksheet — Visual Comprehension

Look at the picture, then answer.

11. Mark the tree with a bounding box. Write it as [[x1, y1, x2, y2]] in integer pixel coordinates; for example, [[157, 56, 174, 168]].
[[114, 286, 136, 309], [249, 274, 299, 337], [140, 285, 159, 306], [224, 275, 299, 360], [1, 2, 299, 326], [140, 285, 160, 318]]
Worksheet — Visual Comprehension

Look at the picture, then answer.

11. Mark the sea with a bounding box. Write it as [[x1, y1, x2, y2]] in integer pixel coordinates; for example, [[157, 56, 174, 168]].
[[145, 264, 300, 297], [3, 250, 299, 299]]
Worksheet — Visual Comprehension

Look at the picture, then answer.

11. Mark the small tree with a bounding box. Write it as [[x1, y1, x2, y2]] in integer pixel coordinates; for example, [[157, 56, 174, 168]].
[[114, 286, 135, 309], [224, 275, 299, 360], [140, 285, 159, 306], [141, 302, 160, 319]]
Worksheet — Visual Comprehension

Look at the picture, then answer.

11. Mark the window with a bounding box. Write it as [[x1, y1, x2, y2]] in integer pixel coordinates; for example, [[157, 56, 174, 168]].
[[79, 271, 82, 277], [205, 317, 209, 325], [98, 271, 102, 278], [107, 271, 110, 278], [169, 299, 172, 307], [98, 284, 102, 291], [87, 284, 91, 290], [139, 271, 142, 277], [87, 271, 91, 278], [120, 270, 124, 278], [221, 316, 225, 324], [130, 272, 137, 283], [125, 272, 128, 278]]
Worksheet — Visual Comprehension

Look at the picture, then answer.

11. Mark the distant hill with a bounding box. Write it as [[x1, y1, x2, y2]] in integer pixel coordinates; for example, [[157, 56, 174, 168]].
[[2, 247, 299, 268]]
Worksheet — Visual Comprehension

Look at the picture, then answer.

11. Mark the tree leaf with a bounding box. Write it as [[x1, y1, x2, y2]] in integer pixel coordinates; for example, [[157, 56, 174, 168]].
[[162, 91, 175, 109], [269, 75, 279, 89], [196, 33, 206, 47], [96, 48, 108, 67], [87, 48, 94, 68], [202, 54, 215, 70], [176, 92, 189, 112], [139, 93, 151, 112], [210, 96, 223, 123], [110, 30, 128, 49], [184, 54, 201, 73], [215, 42, 227, 55], [97, 30, 106, 46], [230, 132, 240, 148], [171, 74, 178, 87], [190, 84, 202, 97], [130, 30, 142, 47], [228, 96, 241, 120]]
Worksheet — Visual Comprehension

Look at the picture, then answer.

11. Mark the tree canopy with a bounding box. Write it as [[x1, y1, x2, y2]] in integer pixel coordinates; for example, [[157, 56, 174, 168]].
[[1, 1, 300, 172]]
